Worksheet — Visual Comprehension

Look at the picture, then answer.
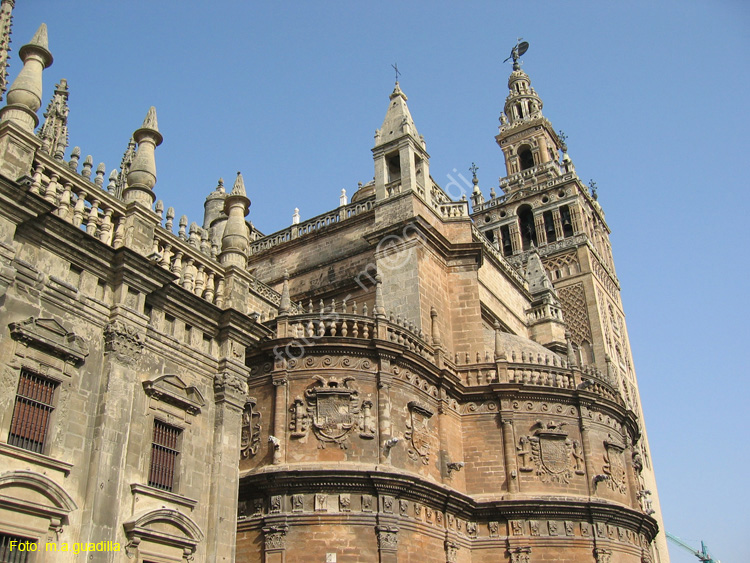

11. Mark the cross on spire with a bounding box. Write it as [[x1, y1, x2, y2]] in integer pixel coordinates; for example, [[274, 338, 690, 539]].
[[392, 63, 401, 83], [469, 162, 479, 179]]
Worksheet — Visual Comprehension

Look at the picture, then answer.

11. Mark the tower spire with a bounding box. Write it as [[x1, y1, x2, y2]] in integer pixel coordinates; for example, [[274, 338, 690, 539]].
[[372, 80, 429, 200]]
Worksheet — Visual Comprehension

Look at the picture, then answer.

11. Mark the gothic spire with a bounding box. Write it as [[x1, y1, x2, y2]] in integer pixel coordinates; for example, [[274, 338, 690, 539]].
[[525, 247, 554, 295], [0, 22, 53, 133], [123, 106, 162, 207], [0, 0, 14, 103], [37, 78, 69, 159], [375, 82, 421, 147]]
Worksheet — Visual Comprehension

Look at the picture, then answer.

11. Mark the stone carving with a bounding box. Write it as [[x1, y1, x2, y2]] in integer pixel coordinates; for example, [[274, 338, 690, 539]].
[[361, 494, 373, 512], [445, 540, 459, 563], [359, 399, 376, 439], [289, 397, 309, 437], [511, 520, 524, 536], [436, 511, 443, 524], [240, 398, 262, 458], [270, 495, 282, 513], [595, 522, 606, 538], [466, 522, 477, 537], [10, 317, 89, 364], [548, 520, 559, 535], [523, 420, 577, 484], [565, 521, 574, 536], [594, 548, 612, 563], [580, 522, 592, 537], [414, 502, 422, 519], [292, 494, 303, 512], [304, 375, 363, 448], [376, 525, 399, 551], [339, 494, 350, 512], [263, 525, 289, 551], [399, 499, 408, 516], [530, 521, 540, 536], [405, 401, 434, 464], [315, 493, 327, 512], [253, 498, 263, 515], [489, 521, 499, 537], [602, 435, 628, 494], [103, 320, 143, 365], [425, 506, 433, 521], [508, 547, 531, 563], [214, 372, 247, 397], [382, 496, 394, 513]]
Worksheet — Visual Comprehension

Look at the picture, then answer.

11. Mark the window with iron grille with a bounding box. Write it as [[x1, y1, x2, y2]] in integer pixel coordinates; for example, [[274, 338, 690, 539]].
[[7, 370, 58, 454], [148, 420, 181, 492], [0, 532, 36, 563]]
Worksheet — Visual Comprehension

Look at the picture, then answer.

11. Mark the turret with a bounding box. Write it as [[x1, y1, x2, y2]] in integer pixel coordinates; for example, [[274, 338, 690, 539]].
[[203, 178, 228, 249], [372, 82, 430, 200], [220, 172, 250, 268], [123, 107, 162, 207]]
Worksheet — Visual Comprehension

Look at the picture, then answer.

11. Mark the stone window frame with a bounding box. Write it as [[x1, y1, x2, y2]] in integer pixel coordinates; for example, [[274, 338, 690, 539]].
[[123, 508, 204, 562], [0, 470, 78, 548], [3, 317, 87, 463]]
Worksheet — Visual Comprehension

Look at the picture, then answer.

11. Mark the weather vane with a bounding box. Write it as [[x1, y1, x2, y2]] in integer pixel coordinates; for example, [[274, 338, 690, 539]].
[[503, 38, 529, 70], [392, 63, 401, 83]]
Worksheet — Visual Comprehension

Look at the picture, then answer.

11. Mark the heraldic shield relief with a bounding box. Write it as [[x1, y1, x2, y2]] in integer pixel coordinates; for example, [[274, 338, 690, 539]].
[[305, 375, 361, 448], [405, 401, 434, 464], [602, 435, 628, 494], [526, 420, 576, 484]]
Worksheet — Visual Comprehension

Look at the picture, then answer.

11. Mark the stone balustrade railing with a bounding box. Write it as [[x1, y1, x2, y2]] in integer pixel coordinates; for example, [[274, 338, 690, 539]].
[[438, 201, 469, 219], [30, 153, 128, 249], [249, 198, 374, 256], [272, 307, 435, 363], [28, 151, 288, 312]]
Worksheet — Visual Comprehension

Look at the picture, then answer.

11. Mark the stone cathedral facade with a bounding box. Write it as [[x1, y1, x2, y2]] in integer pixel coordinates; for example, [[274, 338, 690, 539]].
[[0, 7, 668, 563]]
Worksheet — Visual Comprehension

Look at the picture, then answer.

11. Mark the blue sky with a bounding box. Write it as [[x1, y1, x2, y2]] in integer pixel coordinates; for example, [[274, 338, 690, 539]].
[[11, 1, 749, 561]]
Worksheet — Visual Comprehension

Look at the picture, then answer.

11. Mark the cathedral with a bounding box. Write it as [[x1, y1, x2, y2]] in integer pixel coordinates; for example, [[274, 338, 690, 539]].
[[0, 4, 668, 563]]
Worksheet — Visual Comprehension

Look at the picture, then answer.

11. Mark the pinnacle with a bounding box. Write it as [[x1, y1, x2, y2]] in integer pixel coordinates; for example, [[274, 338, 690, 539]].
[[390, 81, 407, 101], [29, 23, 48, 50], [142, 106, 159, 132], [231, 171, 246, 196]]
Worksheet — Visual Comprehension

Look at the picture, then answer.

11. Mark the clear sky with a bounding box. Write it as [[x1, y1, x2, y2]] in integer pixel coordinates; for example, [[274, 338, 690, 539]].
[[11, 1, 749, 561]]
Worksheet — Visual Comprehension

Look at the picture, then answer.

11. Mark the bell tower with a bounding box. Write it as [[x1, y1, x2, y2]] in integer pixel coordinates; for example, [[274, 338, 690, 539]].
[[471, 43, 669, 562]]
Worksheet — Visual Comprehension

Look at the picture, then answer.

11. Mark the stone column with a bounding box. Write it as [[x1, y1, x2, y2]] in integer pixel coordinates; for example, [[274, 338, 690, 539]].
[[509, 223, 522, 254], [272, 370, 288, 464], [262, 524, 289, 563], [377, 355, 393, 464], [570, 202, 583, 235], [500, 416, 519, 493], [534, 213, 546, 246], [552, 208, 564, 240], [80, 320, 144, 560], [206, 371, 248, 562], [579, 412, 596, 496], [376, 524, 399, 563]]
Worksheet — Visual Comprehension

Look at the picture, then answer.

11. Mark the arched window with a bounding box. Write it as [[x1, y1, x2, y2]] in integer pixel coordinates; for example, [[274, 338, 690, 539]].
[[517, 205, 536, 250], [518, 146, 534, 171], [559, 205, 574, 238], [500, 225, 512, 257]]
